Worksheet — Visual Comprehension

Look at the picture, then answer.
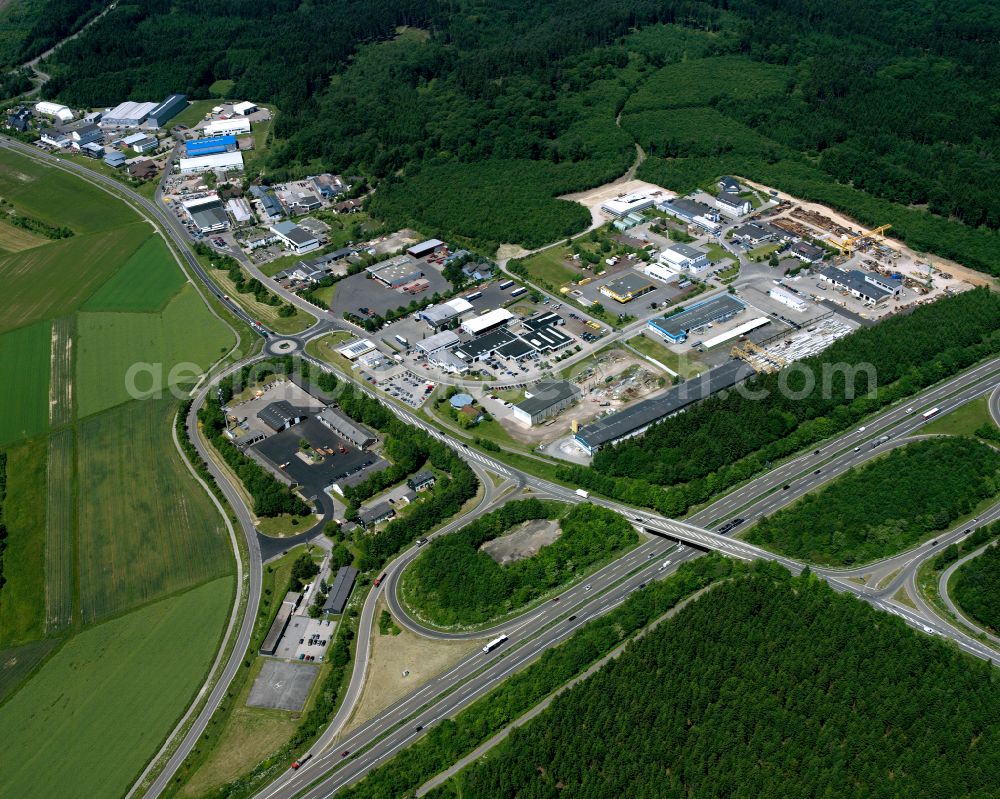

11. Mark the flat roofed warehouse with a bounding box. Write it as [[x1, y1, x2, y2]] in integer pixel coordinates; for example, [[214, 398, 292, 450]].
[[186, 135, 237, 156], [455, 328, 515, 361], [257, 400, 305, 432], [419, 297, 474, 329], [407, 238, 445, 259], [102, 100, 158, 127], [338, 339, 376, 360], [260, 591, 301, 655], [574, 360, 755, 454], [147, 93, 187, 127], [647, 295, 746, 343], [600, 273, 656, 303], [461, 307, 513, 336], [511, 380, 581, 426], [367, 255, 424, 287], [179, 150, 244, 174], [416, 330, 460, 356], [323, 566, 358, 614]]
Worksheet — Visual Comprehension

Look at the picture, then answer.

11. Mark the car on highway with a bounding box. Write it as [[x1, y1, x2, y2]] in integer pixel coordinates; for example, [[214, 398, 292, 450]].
[[341, 750, 350, 757], [906, 407, 914, 413], [813, 469, 821, 475], [551, 596, 560, 602], [415, 725, 423, 732], [416, 537, 428, 546], [584, 583, 592, 591], [782, 484, 790, 490]]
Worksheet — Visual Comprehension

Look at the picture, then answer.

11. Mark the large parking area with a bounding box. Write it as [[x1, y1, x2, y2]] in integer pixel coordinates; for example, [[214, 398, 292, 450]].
[[247, 660, 319, 711], [252, 417, 387, 499], [330, 266, 450, 318], [272, 615, 336, 662], [374, 370, 435, 408]]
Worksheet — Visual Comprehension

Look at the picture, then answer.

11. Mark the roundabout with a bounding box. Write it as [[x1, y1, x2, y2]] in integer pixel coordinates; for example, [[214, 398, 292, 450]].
[[268, 337, 301, 355]]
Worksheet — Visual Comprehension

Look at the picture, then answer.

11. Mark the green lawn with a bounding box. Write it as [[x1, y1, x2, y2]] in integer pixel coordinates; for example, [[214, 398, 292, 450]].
[[83, 234, 187, 312], [704, 243, 733, 263], [749, 242, 781, 259], [171, 99, 218, 129], [0, 222, 151, 334], [0, 638, 61, 705], [75, 284, 234, 417], [0, 148, 141, 234], [922, 395, 996, 438], [520, 247, 581, 288], [0, 437, 48, 646], [0, 577, 233, 799], [206, 264, 313, 335], [310, 282, 337, 308], [209, 79, 235, 97], [0, 320, 50, 446], [76, 399, 233, 623], [45, 429, 76, 633], [628, 334, 705, 378], [304, 331, 355, 370]]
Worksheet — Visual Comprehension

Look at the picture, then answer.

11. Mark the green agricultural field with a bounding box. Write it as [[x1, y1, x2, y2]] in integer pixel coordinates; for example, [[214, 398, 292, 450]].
[[518, 247, 580, 288], [0, 437, 48, 646], [0, 148, 140, 233], [45, 429, 75, 633], [48, 315, 74, 428], [0, 217, 47, 252], [76, 399, 232, 623], [0, 638, 61, 705], [75, 284, 234, 418], [83, 234, 187, 312], [0, 320, 49, 446], [0, 577, 232, 799], [0, 222, 150, 334], [207, 266, 313, 335]]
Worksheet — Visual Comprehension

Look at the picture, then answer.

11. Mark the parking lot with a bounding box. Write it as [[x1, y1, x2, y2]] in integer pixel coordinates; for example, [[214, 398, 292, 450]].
[[252, 417, 387, 499], [330, 268, 451, 319], [376, 370, 435, 408], [273, 615, 336, 662], [247, 660, 319, 711]]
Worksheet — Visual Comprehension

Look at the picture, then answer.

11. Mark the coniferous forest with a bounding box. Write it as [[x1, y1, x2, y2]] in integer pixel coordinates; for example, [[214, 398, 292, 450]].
[[430, 567, 1000, 799], [3, 0, 996, 266]]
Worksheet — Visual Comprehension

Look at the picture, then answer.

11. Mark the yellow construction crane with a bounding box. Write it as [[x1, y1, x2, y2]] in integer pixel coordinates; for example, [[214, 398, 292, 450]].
[[833, 224, 892, 256], [731, 340, 786, 374]]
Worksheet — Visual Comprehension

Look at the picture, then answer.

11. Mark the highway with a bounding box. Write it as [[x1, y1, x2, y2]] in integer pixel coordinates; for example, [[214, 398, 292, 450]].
[[10, 135, 1000, 799]]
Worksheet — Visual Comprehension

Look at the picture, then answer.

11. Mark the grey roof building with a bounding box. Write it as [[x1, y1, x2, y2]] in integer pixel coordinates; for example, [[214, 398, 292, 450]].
[[647, 295, 746, 343], [818, 266, 901, 304], [148, 94, 188, 127], [189, 199, 229, 232], [318, 406, 376, 448], [357, 501, 395, 529], [511, 380, 581, 426], [260, 591, 301, 655], [789, 240, 825, 262], [257, 400, 305, 432], [574, 360, 755, 454], [323, 566, 358, 614], [250, 185, 284, 218], [408, 472, 436, 491]]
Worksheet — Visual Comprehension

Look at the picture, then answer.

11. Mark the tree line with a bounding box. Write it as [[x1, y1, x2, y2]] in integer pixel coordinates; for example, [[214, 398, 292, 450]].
[[559, 288, 1000, 516], [406, 500, 638, 626], [951, 520, 1000, 635], [746, 438, 1000, 566], [433, 565, 1000, 799]]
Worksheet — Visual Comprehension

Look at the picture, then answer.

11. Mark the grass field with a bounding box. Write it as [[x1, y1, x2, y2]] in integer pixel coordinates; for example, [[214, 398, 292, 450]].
[[0, 319, 50, 446], [0, 222, 150, 334], [303, 331, 354, 370], [83, 234, 187, 312], [0, 217, 47, 251], [45, 429, 75, 633], [75, 284, 234, 417], [704, 243, 733, 263], [0, 576, 233, 799], [0, 148, 140, 234], [48, 315, 74, 428], [170, 99, 218, 130], [923, 395, 996, 438], [628, 334, 705, 378], [520, 247, 580, 288], [76, 399, 233, 623], [208, 266, 313, 334], [209, 79, 235, 97], [0, 437, 48, 646], [0, 638, 61, 705]]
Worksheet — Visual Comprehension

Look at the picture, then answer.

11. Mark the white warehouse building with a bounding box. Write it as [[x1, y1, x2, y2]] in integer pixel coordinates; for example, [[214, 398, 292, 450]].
[[204, 117, 251, 137], [178, 151, 244, 174], [35, 101, 74, 122], [768, 287, 807, 313]]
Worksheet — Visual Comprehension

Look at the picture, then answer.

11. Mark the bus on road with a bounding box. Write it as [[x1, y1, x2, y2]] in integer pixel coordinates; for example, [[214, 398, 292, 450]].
[[922, 407, 940, 420], [482, 634, 508, 653]]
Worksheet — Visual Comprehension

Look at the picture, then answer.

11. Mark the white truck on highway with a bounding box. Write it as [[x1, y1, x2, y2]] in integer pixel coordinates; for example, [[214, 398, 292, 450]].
[[575, 488, 589, 498]]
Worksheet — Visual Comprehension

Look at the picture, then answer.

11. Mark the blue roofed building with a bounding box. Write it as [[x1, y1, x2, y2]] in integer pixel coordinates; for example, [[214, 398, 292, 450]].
[[186, 135, 238, 157]]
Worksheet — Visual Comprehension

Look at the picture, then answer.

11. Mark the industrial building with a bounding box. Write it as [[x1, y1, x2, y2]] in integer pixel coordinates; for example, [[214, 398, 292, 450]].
[[701, 317, 770, 349], [337, 339, 376, 360], [768, 286, 808, 313], [318, 407, 376, 449], [407, 239, 445, 259], [658, 197, 721, 233], [660, 243, 709, 273], [419, 297, 474, 329], [574, 360, 756, 454], [731, 223, 771, 246], [455, 329, 515, 362], [600, 273, 655, 303], [103, 151, 126, 168], [647, 295, 746, 343], [789, 240, 825, 263], [233, 101, 258, 116], [147, 94, 187, 127], [323, 566, 358, 614], [226, 198, 253, 225], [461, 308, 513, 336], [818, 266, 902, 304], [186, 135, 237, 157], [121, 132, 158, 153], [260, 591, 301, 655], [271, 220, 320, 254], [204, 117, 251, 136], [601, 192, 656, 218], [250, 185, 283, 219], [35, 101, 73, 122], [178, 150, 244, 174], [367, 255, 424, 288], [429, 350, 469, 374], [102, 100, 158, 127], [519, 312, 573, 352], [715, 192, 751, 217], [183, 196, 229, 232], [357, 502, 395, 529], [511, 380, 580, 426], [257, 401, 305, 432], [644, 262, 681, 283]]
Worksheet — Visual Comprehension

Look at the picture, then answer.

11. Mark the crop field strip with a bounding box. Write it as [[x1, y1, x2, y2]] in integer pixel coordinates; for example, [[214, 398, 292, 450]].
[[45, 428, 76, 633], [48, 314, 74, 428], [0, 221, 150, 334], [82, 233, 187, 313], [0, 437, 47, 646], [0, 577, 233, 799], [0, 638, 61, 705], [0, 318, 49, 446], [74, 283, 235, 418], [0, 217, 48, 252], [75, 398, 233, 624]]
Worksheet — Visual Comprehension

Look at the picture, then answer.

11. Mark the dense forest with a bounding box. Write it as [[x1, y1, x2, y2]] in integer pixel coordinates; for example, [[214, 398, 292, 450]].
[[746, 438, 1000, 566], [30, 0, 1000, 265], [431, 567, 1000, 799], [952, 532, 1000, 634], [559, 288, 1000, 515], [404, 500, 638, 626]]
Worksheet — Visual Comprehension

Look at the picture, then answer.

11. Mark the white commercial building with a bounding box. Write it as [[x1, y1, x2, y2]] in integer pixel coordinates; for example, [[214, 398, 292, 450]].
[[768, 287, 808, 313], [204, 117, 251, 137], [226, 198, 254, 224], [178, 151, 244, 174], [232, 101, 258, 116], [461, 308, 513, 336], [416, 330, 461, 356], [270, 220, 319, 254], [601, 192, 656, 218], [644, 262, 681, 283], [102, 100, 158, 127], [701, 317, 770, 349], [337, 339, 376, 360], [35, 101, 73, 122], [660, 243, 709, 272]]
